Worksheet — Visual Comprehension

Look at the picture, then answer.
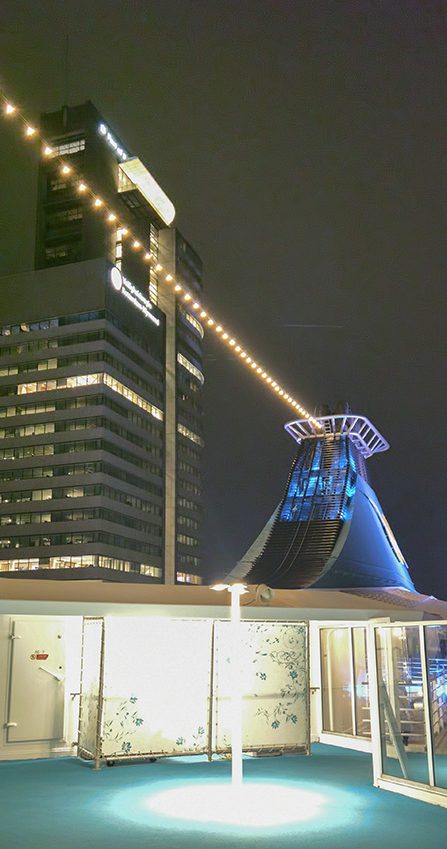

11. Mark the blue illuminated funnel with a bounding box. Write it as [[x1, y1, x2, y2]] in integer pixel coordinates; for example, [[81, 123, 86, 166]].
[[230, 406, 415, 592]]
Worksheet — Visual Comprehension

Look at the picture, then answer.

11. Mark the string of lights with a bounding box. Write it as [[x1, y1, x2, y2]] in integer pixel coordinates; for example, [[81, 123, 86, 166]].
[[0, 90, 322, 428]]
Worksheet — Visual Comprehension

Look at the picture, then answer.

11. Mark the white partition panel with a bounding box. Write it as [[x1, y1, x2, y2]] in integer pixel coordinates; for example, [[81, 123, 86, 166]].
[[213, 621, 308, 753], [100, 618, 213, 758], [78, 617, 309, 763], [78, 618, 104, 760]]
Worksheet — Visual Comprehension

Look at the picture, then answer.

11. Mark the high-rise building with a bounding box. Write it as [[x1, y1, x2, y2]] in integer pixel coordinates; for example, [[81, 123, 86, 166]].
[[227, 403, 415, 592], [0, 101, 204, 584]]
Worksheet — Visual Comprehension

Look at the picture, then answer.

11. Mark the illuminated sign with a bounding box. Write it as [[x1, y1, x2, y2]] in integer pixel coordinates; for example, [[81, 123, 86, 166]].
[[110, 267, 160, 326], [98, 123, 128, 161]]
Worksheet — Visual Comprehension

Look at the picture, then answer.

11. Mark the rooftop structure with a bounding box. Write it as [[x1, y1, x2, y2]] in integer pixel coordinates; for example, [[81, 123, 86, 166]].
[[284, 413, 390, 459], [228, 403, 415, 592]]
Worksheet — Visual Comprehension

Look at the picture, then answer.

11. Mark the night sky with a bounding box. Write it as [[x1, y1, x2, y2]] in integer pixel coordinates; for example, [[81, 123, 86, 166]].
[[0, 2, 445, 596]]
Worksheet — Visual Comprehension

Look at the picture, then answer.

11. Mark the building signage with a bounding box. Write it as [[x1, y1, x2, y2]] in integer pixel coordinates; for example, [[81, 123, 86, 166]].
[[98, 123, 128, 161], [110, 267, 160, 327]]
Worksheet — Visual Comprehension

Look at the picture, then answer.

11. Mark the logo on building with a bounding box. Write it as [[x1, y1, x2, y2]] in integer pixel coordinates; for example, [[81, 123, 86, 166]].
[[110, 266, 123, 292], [109, 266, 160, 327], [98, 123, 128, 161]]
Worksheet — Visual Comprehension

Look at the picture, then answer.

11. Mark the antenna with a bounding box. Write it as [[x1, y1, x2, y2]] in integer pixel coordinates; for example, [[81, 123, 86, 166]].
[[63, 34, 69, 106], [62, 34, 69, 128]]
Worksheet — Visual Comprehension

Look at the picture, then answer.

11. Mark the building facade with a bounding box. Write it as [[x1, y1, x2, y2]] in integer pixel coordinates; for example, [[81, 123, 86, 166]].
[[0, 102, 204, 584]]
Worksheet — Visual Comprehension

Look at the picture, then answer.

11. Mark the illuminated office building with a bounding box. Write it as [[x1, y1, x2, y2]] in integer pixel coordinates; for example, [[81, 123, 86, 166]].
[[229, 403, 415, 592], [0, 102, 204, 584]]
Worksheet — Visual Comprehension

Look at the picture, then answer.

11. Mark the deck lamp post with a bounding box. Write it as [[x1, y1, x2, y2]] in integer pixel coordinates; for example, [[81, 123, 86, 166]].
[[211, 582, 248, 786]]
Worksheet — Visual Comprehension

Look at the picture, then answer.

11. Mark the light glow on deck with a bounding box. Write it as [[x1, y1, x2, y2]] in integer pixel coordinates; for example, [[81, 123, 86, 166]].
[[145, 781, 325, 828]]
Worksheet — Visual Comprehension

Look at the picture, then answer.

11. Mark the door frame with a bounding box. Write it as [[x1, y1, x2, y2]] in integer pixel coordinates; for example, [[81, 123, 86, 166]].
[[367, 618, 447, 809], [0, 613, 82, 761], [310, 619, 380, 752]]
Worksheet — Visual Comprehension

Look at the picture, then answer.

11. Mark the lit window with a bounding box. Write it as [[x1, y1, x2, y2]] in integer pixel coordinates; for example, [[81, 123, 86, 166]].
[[149, 270, 158, 305], [48, 138, 86, 157], [185, 313, 204, 339], [177, 353, 204, 385], [176, 533, 199, 547], [16, 372, 164, 422], [177, 423, 204, 447], [176, 571, 202, 585], [140, 564, 163, 578]]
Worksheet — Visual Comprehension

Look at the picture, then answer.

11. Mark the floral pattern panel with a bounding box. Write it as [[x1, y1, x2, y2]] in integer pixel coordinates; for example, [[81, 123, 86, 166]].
[[78, 618, 104, 758], [100, 618, 213, 758], [213, 621, 308, 753]]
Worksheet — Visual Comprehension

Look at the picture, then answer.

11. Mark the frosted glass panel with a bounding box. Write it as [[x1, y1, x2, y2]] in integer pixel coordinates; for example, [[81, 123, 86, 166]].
[[213, 621, 308, 752], [101, 618, 213, 757], [78, 617, 309, 762], [78, 618, 103, 758]]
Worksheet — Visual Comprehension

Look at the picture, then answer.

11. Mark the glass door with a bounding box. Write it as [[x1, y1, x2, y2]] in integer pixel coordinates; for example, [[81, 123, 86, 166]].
[[370, 620, 447, 808], [320, 626, 370, 740]]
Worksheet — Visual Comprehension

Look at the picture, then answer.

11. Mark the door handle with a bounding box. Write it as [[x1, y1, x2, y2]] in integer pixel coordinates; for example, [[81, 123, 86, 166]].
[[5, 722, 17, 728], [38, 666, 64, 682]]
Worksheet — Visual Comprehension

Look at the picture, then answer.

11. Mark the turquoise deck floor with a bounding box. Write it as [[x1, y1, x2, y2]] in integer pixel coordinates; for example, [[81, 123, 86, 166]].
[[1, 744, 446, 849]]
